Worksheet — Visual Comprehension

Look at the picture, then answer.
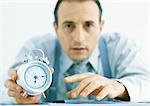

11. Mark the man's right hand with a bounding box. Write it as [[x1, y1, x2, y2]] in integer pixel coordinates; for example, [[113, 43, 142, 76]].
[[4, 69, 40, 104]]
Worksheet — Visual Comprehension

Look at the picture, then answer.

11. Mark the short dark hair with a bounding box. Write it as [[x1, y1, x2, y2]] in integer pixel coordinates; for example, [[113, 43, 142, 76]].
[[54, 0, 103, 24]]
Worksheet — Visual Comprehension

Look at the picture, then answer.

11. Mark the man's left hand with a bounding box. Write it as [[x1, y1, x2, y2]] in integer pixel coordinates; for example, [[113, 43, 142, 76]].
[[64, 72, 129, 100]]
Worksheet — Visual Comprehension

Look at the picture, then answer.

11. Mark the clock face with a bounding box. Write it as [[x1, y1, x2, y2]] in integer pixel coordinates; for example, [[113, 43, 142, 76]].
[[24, 66, 47, 89]]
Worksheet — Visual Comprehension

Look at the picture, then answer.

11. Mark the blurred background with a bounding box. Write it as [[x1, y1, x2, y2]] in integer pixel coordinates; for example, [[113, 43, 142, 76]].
[[0, 0, 150, 104]]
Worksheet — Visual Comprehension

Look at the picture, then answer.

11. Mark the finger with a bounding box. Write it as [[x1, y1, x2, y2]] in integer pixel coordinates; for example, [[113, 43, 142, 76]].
[[8, 69, 17, 81], [5, 80, 23, 93], [64, 72, 95, 83], [16, 96, 39, 104], [89, 87, 102, 96], [21, 92, 28, 98], [49, 67, 54, 74], [96, 86, 110, 100], [7, 90, 27, 99], [80, 80, 101, 97], [66, 77, 93, 98]]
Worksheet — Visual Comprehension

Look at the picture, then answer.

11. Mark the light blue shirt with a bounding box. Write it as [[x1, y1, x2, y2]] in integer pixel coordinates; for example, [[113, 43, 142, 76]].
[[56, 40, 101, 100], [14, 32, 150, 102]]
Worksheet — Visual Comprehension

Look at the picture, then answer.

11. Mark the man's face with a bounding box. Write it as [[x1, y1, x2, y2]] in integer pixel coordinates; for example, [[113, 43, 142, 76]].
[[54, 1, 104, 61]]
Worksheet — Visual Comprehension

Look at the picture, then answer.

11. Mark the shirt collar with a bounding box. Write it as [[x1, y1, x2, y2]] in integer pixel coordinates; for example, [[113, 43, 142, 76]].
[[88, 44, 100, 72], [60, 50, 74, 73], [60, 44, 100, 73]]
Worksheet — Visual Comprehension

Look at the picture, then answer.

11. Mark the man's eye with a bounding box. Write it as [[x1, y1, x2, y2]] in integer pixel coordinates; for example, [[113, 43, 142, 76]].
[[63, 23, 75, 32], [85, 23, 94, 28], [64, 24, 73, 29]]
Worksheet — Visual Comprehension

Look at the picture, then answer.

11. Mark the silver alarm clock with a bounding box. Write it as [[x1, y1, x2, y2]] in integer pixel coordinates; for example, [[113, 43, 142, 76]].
[[11, 49, 52, 98]]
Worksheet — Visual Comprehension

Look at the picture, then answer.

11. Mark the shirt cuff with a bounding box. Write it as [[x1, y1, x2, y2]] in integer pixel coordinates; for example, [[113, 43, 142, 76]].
[[113, 78, 138, 102]]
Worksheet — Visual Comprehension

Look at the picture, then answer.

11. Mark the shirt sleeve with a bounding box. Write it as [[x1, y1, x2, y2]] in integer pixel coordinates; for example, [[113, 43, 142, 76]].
[[14, 34, 56, 67], [104, 32, 150, 102]]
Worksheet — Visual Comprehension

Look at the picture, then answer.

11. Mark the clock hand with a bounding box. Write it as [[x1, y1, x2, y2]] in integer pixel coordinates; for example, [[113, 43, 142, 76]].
[[34, 75, 38, 79], [34, 75, 38, 83], [37, 75, 46, 78]]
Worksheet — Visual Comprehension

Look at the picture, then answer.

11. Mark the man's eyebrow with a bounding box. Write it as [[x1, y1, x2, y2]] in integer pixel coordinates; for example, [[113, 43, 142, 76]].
[[62, 21, 74, 25], [62, 20, 95, 25], [84, 20, 95, 24]]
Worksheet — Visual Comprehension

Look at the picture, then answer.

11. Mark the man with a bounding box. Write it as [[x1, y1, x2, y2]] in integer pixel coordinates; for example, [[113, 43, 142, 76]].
[[4, 0, 150, 104]]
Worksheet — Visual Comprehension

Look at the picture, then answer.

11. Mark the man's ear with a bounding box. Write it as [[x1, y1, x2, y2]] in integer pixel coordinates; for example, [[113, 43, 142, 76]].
[[53, 22, 58, 34], [99, 20, 104, 31]]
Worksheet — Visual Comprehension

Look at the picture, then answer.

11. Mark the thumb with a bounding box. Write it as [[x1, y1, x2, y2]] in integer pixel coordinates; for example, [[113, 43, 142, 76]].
[[8, 69, 17, 81], [49, 67, 54, 74]]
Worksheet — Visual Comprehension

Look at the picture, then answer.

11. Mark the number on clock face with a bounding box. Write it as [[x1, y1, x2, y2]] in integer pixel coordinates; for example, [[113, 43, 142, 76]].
[[25, 66, 47, 89]]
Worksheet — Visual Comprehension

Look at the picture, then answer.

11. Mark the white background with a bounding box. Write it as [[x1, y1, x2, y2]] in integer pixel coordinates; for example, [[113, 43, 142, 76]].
[[0, 0, 150, 104]]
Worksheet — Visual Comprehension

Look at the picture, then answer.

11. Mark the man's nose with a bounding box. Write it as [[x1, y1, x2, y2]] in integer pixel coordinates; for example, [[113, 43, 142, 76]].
[[72, 26, 86, 43]]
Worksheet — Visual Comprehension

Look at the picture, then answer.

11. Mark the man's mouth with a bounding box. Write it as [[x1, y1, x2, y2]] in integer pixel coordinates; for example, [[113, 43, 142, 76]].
[[71, 47, 87, 51]]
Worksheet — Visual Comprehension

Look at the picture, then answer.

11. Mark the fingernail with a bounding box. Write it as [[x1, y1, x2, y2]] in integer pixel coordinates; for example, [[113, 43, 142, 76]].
[[22, 92, 28, 98], [96, 96, 101, 100], [66, 92, 77, 98], [71, 93, 77, 98], [64, 78, 68, 82], [22, 92, 26, 97]]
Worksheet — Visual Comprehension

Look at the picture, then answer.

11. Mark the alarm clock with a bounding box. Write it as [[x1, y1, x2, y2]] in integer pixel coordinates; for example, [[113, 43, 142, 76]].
[[11, 49, 52, 98]]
